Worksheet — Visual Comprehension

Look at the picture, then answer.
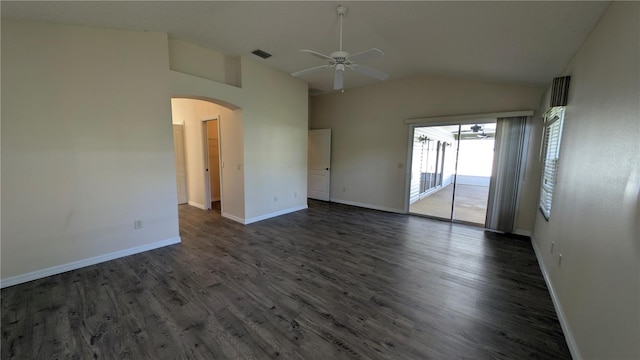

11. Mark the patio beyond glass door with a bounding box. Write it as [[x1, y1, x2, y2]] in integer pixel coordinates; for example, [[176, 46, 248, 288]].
[[409, 123, 496, 226], [419, 139, 446, 194]]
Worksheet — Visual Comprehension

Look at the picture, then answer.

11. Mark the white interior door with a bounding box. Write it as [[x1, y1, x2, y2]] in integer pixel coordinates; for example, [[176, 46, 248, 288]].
[[172, 124, 188, 204], [308, 129, 331, 201]]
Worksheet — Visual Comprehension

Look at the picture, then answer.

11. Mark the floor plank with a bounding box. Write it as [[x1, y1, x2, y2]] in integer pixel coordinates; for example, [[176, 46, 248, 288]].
[[1, 200, 571, 359]]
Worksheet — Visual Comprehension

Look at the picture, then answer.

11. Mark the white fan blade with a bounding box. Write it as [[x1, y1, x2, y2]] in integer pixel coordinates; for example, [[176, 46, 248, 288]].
[[347, 48, 384, 63], [300, 49, 334, 61], [350, 64, 389, 80], [291, 64, 331, 77], [334, 69, 344, 90]]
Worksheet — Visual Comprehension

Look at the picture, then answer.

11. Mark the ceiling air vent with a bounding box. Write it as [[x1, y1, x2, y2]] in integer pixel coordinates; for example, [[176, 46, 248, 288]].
[[309, 88, 323, 96], [251, 49, 272, 59]]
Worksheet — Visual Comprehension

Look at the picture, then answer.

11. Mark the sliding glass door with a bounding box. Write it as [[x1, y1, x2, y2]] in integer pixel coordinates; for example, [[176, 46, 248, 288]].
[[410, 126, 457, 219], [409, 123, 496, 226]]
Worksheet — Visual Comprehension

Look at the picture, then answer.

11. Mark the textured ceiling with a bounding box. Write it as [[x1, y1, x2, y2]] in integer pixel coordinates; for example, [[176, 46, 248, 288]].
[[1, 1, 610, 94]]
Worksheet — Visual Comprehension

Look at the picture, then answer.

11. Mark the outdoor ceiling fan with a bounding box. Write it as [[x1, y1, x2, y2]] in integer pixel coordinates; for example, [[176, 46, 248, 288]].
[[461, 124, 484, 133], [291, 4, 389, 90], [460, 124, 491, 139]]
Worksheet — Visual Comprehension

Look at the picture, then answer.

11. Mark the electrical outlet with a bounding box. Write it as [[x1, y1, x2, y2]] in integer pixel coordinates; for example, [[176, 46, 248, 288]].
[[398, 163, 404, 169], [134, 220, 143, 229]]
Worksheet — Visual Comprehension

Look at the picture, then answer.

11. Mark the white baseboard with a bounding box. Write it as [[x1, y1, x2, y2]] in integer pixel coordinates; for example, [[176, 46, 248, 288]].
[[530, 236, 581, 360], [0, 237, 181, 289], [221, 205, 309, 225], [244, 205, 308, 225], [188, 201, 206, 210], [221, 212, 245, 224], [329, 198, 404, 214]]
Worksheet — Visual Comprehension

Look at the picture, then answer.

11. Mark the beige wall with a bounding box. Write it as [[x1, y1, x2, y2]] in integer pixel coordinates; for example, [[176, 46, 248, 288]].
[[1, 21, 179, 281], [241, 58, 310, 221], [310, 75, 544, 231], [2, 19, 309, 284], [169, 39, 241, 88], [532, 3, 639, 359], [168, 46, 308, 224]]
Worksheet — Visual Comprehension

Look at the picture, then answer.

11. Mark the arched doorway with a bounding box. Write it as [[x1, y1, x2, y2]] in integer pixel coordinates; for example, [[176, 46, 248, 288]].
[[170, 97, 244, 220]]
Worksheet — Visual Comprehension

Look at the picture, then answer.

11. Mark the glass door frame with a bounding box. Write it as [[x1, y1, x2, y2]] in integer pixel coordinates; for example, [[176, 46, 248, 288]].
[[408, 124, 461, 222], [406, 122, 495, 227]]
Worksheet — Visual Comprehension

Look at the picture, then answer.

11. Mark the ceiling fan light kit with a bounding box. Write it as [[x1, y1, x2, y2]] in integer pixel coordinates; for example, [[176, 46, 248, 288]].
[[291, 4, 389, 91]]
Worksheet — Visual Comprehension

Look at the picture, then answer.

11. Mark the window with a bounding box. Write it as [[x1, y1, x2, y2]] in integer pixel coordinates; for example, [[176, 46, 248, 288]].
[[539, 107, 565, 220]]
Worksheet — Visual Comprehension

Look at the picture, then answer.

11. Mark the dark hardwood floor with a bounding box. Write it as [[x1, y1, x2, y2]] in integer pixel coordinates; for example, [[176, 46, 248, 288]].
[[1, 200, 571, 359]]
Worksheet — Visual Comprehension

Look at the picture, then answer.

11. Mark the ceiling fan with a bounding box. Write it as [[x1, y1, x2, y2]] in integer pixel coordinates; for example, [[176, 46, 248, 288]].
[[459, 124, 492, 139], [461, 124, 484, 133], [291, 4, 389, 90]]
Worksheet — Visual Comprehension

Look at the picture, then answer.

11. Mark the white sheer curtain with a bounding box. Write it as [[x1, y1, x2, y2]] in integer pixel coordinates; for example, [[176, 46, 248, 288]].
[[485, 116, 529, 232]]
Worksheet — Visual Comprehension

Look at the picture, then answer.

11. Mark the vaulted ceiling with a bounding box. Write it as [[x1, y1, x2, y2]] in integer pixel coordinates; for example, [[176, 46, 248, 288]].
[[1, 1, 610, 94]]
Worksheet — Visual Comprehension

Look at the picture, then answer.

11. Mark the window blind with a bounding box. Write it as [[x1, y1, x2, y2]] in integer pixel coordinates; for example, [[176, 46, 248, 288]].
[[486, 116, 528, 233], [539, 107, 565, 220]]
